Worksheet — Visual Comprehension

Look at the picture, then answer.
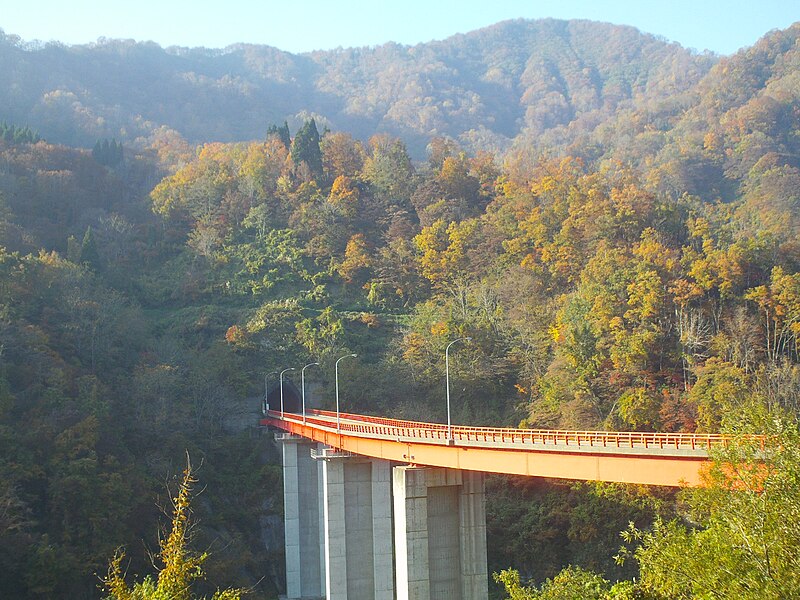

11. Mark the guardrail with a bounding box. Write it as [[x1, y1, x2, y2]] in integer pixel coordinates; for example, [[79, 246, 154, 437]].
[[268, 409, 751, 452]]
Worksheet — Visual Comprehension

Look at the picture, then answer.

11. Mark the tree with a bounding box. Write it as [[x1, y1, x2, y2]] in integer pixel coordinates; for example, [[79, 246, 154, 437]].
[[688, 358, 749, 431], [328, 175, 360, 219], [321, 131, 365, 179], [494, 566, 613, 600], [414, 218, 483, 290], [362, 135, 415, 210], [93, 139, 124, 167], [266, 121, 291, 151], [102, 459, 244, 600], [149, 143, 237, 222], [438, 154, 482, 210], [237, 141, 285, 203], [338, 234, 373, 285], [295, 307, 343, 357], [290, 119, 323, 180], [745, 266, 800, 364], [0, 122, 41, 145], [494, 569, 536, 600], [81, 226, 101, 269], [620, 406, 800, 599]]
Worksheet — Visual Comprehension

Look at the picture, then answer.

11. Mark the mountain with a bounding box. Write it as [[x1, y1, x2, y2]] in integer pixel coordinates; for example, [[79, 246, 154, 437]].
[[0, 19, 715, 156], [575, 23, 800, 198]]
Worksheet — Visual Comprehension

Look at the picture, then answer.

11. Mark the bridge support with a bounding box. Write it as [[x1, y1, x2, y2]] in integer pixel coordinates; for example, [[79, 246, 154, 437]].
[[278, 434, 325, 600], [317, 451, 394, 600], [278, 434, 488, 600], [393, 466, 488, 600]]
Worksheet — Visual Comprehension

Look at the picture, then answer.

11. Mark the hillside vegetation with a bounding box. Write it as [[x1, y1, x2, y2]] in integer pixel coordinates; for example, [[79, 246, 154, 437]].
[[0, 18, 798, 600]]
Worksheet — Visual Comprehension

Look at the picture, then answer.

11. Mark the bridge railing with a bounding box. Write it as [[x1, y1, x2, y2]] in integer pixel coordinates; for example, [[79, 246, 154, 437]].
[[269, 409, 749, 451]]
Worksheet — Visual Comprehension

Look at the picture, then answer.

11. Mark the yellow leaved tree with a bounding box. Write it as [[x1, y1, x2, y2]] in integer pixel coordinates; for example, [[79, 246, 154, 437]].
[[101, 459, 244, 600]]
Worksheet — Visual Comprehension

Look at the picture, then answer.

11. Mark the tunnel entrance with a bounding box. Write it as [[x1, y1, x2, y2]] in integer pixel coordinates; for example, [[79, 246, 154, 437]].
[[267, 379, 302, 414]]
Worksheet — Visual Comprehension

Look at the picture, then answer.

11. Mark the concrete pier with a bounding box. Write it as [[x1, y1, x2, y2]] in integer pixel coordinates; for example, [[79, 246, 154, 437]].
[[393, 466, 488, 600], [278, 436, 487, 600], [278, 434, 325, 600], [317, 450, 394, 600], [458, 471, 489, 599]]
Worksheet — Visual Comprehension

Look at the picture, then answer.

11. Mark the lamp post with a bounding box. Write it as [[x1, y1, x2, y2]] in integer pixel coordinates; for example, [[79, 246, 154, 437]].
[[264, 371, 277, 415], [301, 362, 320, 424], [335, 353, 358, 433], [279, 367, 295, 418], [445, 337, 471, 442]]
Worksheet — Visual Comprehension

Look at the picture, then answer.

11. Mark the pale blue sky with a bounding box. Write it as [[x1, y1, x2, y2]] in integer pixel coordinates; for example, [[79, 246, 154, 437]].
[[3, 0, 798, 55]]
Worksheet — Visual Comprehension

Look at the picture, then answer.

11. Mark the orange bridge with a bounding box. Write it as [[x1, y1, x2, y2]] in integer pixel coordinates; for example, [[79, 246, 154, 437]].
[[261, 408, 735, 487]]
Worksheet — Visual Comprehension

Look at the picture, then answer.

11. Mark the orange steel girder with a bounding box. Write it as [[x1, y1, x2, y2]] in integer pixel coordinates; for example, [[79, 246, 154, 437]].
[[262, 415, 707, 487]]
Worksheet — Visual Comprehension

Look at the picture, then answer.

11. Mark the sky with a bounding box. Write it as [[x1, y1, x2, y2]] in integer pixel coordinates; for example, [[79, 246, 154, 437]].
[[2, 0, 798, 56]]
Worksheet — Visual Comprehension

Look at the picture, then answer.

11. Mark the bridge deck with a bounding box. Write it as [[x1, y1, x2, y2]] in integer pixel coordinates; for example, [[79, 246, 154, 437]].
[[262, 409, 738, 487]]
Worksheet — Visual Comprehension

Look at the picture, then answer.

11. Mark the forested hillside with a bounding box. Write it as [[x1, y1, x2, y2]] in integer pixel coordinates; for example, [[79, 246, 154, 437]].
[[0, 19, 713, 156], [0, 17, 799, 600]]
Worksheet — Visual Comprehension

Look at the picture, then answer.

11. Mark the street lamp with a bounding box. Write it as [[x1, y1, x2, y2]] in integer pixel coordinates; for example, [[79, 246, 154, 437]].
[[445, 337, 471, 442], [264, 371, 277, 415], [301, 362, 320, 424], [335, 353, 358, 433], [279, 367, 295, 418]]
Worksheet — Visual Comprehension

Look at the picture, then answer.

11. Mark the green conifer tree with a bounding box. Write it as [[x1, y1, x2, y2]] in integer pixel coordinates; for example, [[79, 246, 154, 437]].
[[290, 119, 323, 179], [81, 226, 101, 269]]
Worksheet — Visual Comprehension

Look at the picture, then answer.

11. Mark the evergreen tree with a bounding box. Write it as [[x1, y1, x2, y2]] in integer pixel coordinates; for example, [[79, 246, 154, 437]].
[[81, 226, 100, 268], [290, 119, 323, 179], [66, 235, 82, 263], [93, 138, 124, 167], [114, 139, 124, 165], [0, 122, 40, 145], [266, 121, 291, 151]]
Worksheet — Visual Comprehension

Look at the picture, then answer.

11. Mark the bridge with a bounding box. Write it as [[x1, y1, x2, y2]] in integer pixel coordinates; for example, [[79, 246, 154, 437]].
[[261, 408, 731, 600]]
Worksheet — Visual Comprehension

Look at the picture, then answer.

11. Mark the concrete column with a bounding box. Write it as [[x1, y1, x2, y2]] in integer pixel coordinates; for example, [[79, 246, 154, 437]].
[[459, 471, 488, 600], [371, 459, 395, 600], [322, 457, 347, 599], [428, 484, 461, 599], [318, 453, 327, 595], [393, 466, 488, 600], [344, 461, 375, 599], [278, 435, 324, 599], [319, 453, 394, 600], [281, 436, 302, 599], [393, 466, 431, 600]]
